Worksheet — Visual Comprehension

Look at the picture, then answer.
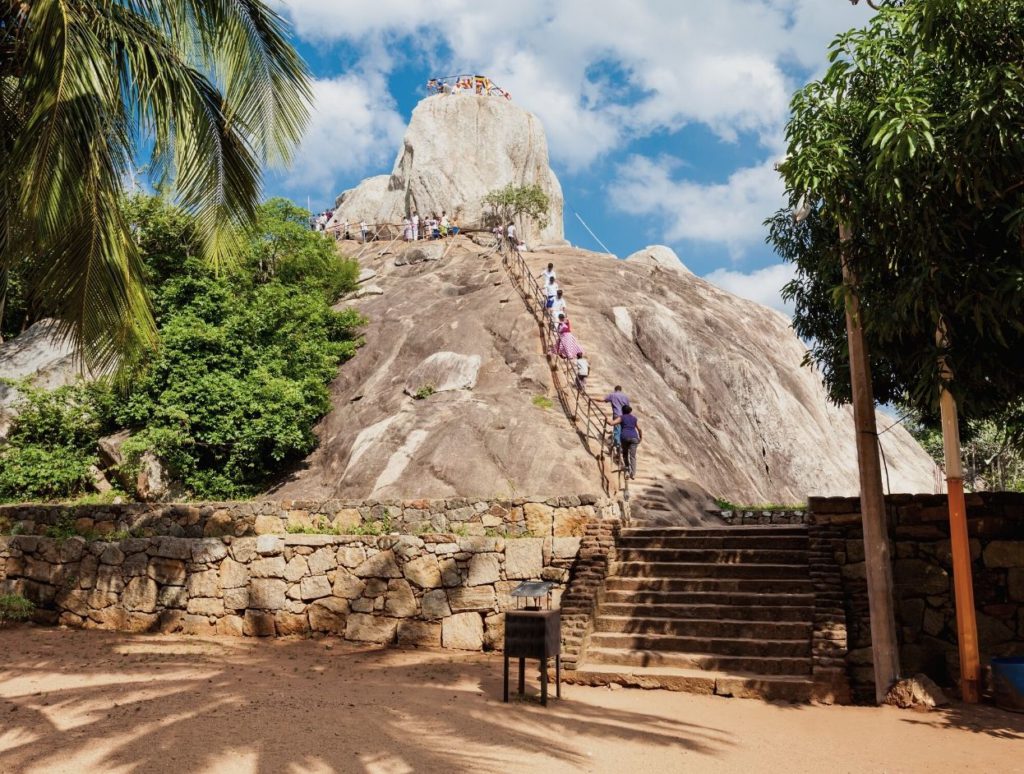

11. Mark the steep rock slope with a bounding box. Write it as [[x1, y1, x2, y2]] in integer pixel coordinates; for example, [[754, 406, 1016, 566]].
[[272, 239, 597, 500], [275, 239, 939, 502], [528, 245, 938, 501], [330, 95, 565, 246]]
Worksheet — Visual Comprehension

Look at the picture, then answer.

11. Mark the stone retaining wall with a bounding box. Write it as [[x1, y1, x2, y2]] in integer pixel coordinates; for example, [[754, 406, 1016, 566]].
[[0, 532, 581, 650], [0, 495, 620, 539], [810, 493, 1024, 702]]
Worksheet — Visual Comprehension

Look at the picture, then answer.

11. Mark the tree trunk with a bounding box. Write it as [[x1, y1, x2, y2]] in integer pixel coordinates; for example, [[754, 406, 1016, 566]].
[[840, 223, 901, 703]]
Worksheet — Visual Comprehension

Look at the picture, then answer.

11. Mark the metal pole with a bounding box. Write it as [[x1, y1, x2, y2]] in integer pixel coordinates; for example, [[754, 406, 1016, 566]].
[[936, 325, 981, 703], [840, 222, 901, 703]]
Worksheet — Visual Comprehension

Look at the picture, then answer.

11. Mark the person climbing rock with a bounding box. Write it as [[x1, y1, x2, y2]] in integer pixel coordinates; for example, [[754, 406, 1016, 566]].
[[549, 289, 567, 329], [506, 222, 516, 248], [539, 262, 556, 285], [360, 221, 369, 243], [574, 351, 590, 391], [604, 386, 630, 447], [612, 405, 642, 479], [552, 315, 583, 360], [412, 211, 420, 241], [545, 275, 559, 309]]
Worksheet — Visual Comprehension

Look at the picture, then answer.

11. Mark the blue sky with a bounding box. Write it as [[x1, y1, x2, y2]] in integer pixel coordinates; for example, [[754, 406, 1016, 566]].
[[266, 1, 878, 312]]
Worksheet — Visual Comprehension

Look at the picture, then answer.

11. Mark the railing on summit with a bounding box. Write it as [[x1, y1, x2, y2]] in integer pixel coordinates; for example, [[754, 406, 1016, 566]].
[[498, 240, 624, 498]]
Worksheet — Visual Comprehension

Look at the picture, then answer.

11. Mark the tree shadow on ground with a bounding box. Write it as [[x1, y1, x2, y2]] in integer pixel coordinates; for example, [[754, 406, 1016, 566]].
[[897, 702, 1024, 741], [0, 627, 734, 773]]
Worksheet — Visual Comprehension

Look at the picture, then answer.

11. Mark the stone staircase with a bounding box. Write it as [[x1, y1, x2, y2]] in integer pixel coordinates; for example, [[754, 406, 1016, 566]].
[[566, 524, 823, 701]]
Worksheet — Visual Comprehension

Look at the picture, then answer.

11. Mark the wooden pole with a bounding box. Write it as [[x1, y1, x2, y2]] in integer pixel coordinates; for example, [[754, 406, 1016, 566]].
[[839, 223, 901, 703], [936, 327, 981, 703]]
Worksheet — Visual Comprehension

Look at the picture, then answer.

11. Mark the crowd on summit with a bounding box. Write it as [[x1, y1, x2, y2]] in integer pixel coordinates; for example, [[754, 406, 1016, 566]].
[[535, 259, 643, 480]]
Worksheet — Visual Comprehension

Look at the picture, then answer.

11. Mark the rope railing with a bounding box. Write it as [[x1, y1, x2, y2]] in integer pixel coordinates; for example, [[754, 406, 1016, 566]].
[[498, 240, 624, 497]]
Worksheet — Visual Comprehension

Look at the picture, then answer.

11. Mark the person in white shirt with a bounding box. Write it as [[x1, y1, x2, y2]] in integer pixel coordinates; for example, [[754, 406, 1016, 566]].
[[506, 222, 516, 247], [539, 262, 556, 284], [411, 212, 420, 241], [544, 276, 559, 309], [549, 289, 567, 328], [574, 352, 590, 391], [359, 221, 369, 243]]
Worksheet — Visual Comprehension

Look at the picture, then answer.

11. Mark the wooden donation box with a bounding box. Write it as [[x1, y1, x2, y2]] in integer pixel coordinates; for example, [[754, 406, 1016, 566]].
[[503, 581, 561, 706]]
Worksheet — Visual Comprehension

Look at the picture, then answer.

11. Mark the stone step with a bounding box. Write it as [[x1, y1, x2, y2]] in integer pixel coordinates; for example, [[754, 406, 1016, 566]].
[[604, 577, 815, 594], [597, 602, 814, 622], [589, 632, 812, 659], [611, 561, 809, 580], [600, 589, 815, 607], [615, 548, 809, 564], [583, 646, 813, 676], [592, 615, 813, 640], [616, 535, 809, 550], [619, 526, 807, 538], [563, 664, 815, 701]]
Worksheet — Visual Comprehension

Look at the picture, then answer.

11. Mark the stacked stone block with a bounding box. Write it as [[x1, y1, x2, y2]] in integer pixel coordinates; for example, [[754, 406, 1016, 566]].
[[0, 495, 619, 539], [559, 518, 620, 669], [0, 532, 583, 651], [810, 493, 1024, 702]]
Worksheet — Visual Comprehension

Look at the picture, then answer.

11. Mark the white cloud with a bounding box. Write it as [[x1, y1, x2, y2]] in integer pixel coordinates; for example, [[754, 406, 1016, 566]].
[[282, 1, 867, 168], [704, 262, 796, 315], [279, 72, 405, 199], [610, 155, 785, 255]]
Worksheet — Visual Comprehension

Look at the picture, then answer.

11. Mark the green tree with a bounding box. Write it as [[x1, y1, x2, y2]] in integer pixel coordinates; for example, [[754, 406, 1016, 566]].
[[0, 1, 311, 370], [772, 0, 1024, 434], [0, 196, 363, 502], [113, 196, 363, 498], [482, 184, 550, 232]]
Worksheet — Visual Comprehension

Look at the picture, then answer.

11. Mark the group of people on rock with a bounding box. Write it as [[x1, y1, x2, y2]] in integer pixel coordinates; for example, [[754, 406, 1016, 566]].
[[537, 261, 642, 480], [495, 222, 528, 252], [426, 75, 511, 100], [402, 211, 461, 241], [310, 210, 333, 231]]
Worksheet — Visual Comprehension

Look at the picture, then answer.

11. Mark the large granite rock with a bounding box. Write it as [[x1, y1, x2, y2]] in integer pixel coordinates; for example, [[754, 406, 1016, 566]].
[[0, 319, 78, 437], [329, 94, 565, 246], [625, 245, 692, 274], [275, 239, 938, 503]]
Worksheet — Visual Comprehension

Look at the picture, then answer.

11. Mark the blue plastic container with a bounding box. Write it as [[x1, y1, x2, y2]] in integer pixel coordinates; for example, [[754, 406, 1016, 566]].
[[991, 657, 1024, 713]]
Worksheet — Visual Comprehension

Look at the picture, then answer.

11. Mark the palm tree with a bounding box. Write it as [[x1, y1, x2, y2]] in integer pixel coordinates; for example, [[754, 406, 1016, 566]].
[[0, 1, 311, 369]]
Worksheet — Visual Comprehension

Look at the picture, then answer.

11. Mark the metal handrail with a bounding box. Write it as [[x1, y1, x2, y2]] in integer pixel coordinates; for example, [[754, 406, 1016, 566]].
[[499, 240, 623, 496]]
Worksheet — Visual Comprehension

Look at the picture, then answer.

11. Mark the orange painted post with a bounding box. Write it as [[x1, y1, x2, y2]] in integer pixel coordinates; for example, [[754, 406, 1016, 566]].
[[840, 223, 901, 703], [936, 339, 981, 703]]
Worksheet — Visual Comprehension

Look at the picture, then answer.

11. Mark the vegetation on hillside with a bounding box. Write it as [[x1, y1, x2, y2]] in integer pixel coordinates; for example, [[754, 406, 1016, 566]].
[[906, 411, 1024, 493], [482, 184, 550, 231], [0, 196, 363, 502], [0, 1, 310, 369]]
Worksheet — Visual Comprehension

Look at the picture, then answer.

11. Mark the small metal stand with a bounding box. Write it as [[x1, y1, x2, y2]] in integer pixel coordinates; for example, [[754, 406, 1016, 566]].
[[503, 581, 561, 706]]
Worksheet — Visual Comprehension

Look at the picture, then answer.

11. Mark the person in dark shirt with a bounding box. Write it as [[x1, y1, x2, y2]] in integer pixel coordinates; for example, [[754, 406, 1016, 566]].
[[612, 405, 642, 480]]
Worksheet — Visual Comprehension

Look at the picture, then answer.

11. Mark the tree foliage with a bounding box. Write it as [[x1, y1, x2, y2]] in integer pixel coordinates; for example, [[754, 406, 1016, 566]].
[[0, 196, 363, 502], [482, 184, 550, 231], [771, 0, 1024, 438], [0, 1, 311, 371], [0, 382, 116, 502]]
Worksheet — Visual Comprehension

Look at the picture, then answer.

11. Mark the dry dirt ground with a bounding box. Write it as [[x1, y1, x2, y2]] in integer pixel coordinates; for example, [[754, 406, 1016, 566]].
[[1, 627, 1021, 774]]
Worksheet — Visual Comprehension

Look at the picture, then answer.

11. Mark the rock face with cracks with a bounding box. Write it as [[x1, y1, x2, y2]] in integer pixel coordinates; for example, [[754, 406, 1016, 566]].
[[329, 94, 565, 247], [274, 239, 939, 503]]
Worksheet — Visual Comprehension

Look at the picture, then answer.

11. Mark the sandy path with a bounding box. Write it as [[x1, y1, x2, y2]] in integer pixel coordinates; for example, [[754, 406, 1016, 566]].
[[0, 627, 1021, 774]]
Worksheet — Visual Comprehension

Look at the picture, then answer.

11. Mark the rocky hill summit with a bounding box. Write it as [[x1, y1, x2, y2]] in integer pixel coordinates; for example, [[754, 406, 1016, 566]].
[[273, 236, 939, 503], [329, 94, 565, 246]]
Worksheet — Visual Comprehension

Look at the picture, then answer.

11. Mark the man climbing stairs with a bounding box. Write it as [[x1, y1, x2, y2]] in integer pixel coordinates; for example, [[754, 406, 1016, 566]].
[[566, 524, 823, 702]]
